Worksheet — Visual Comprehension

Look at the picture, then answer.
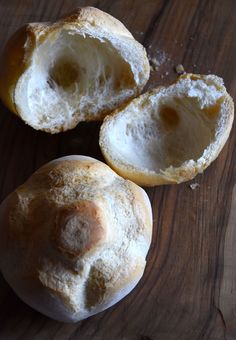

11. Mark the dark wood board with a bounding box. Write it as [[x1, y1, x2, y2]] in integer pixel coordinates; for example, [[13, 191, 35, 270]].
[[0, 0, 235, 339]]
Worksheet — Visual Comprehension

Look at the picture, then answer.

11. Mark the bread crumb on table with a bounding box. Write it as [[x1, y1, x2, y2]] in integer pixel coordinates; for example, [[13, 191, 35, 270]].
[[189, 183, 200, 190], [148, 56, 160, 71], [175, 64, 185, 75], [148, 50, 170, 72]]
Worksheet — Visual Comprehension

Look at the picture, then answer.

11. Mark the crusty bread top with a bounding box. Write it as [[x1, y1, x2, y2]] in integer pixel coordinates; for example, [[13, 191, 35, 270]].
[[59, 7, 134, 38], [99, 74, 234, 186], [0, 7, 150, 133], [0, 156, 152, 322]]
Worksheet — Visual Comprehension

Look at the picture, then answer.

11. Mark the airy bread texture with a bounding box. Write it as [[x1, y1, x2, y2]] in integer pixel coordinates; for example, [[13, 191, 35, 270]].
[[99, 74, 234, 186], [0, 7, 149, 133], [0, 156, 152, 322]]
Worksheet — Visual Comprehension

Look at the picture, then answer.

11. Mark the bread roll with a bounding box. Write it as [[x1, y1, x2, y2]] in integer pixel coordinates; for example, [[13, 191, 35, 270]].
[[0, 7, 150, 133], [99, 74, 234, 186], [0, 156, 152, 322]]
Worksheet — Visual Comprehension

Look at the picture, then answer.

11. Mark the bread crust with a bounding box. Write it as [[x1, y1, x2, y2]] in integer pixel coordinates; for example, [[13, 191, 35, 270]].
[[0, 25, 36, 114], [0, 156, 152, 322], [99, 74, 234, 186], [0, 7, 150, 133]]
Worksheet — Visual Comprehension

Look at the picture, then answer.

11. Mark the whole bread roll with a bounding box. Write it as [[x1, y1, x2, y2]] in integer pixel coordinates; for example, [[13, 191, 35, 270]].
[[99, 74, 234, 186], [0, 7, 150, 133], [0, 156, 152, 322]]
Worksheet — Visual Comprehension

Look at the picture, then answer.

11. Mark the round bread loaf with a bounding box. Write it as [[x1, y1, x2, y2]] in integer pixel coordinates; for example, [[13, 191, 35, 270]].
[[0, 7, 150, 133], [0, 156, 152, 322]]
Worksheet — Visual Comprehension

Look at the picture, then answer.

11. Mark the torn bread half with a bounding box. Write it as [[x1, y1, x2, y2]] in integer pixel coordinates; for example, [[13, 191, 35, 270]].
[[0, 7, 149, 133], [0, 156, 152, 322], [99, 74, 234, 186]]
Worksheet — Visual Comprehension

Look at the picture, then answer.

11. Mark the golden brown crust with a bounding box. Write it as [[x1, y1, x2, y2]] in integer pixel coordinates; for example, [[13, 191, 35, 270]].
[[0, 25, 35, 114], [58, 7, 133, 38], [52, 200, 107, 258]]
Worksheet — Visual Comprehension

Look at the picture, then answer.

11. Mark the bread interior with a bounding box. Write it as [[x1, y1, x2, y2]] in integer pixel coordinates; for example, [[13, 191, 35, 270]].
[[15, 29, 135, 132], [105, 78, 224, 172]]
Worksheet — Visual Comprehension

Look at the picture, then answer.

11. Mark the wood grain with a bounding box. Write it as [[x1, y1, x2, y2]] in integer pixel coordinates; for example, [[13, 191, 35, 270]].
[[0, 0, 235, 339]]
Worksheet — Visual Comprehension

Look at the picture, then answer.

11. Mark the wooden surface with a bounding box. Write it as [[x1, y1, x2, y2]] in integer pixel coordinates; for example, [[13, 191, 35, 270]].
[[0, 0, 235, 339]]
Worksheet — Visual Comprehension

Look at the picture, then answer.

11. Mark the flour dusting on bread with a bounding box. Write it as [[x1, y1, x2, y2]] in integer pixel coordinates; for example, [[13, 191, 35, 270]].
[[0, 156, 152, 322]]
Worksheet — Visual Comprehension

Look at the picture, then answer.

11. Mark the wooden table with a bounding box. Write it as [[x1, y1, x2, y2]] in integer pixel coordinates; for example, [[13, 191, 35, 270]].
[[0, 0, 235, 339]]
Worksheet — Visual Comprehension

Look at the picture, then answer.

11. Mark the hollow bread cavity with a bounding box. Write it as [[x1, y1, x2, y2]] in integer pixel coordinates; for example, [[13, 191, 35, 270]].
[[105, 77, 225, 172], [15, 29, 136, 132]]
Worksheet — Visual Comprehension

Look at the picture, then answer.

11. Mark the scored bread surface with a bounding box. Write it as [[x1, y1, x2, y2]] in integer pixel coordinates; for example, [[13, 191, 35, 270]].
[[0, 156, 152, 322]]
